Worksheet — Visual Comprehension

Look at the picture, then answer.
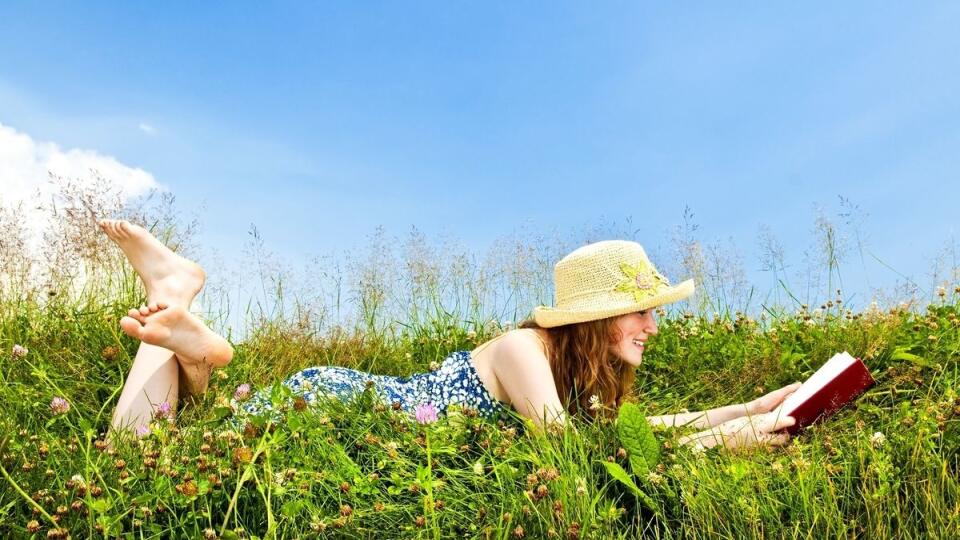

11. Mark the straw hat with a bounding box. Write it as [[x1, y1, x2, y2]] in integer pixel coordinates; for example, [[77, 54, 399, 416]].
[[533, 240, 695, 328]]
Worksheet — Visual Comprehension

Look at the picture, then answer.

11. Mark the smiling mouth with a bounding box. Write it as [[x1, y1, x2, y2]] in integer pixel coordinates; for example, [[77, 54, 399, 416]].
[[631, 339, 646, 350]]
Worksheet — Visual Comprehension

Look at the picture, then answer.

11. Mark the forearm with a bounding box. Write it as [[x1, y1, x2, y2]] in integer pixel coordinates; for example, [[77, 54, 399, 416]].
[[676, 427, 727, 450], [646, 402, 750, 430]]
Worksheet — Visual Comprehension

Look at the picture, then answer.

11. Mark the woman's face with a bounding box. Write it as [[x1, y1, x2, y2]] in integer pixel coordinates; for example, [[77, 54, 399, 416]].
[[610, 309, 659, 367]]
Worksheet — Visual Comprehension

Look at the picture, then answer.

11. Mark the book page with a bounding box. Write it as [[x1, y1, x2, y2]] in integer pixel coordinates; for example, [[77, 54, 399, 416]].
[[779, 351, 856, 416]]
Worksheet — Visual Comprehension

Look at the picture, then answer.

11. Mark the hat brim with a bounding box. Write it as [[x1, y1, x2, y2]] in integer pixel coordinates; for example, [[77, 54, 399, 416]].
[[532, 279, 695, 328]]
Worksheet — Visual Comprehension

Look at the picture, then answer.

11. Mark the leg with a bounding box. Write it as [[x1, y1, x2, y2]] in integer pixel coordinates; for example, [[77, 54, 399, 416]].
[[110, 341, 180, 433], [109, 303, 233, 435], [100, 219, 213, 394]]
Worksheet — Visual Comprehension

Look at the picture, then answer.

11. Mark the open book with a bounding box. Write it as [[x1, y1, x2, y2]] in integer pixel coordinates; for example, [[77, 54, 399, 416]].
[[773, 351, 876, 435]]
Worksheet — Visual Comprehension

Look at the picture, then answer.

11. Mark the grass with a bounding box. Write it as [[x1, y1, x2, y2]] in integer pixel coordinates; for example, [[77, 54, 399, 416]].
[[0, 184, 958, 538]]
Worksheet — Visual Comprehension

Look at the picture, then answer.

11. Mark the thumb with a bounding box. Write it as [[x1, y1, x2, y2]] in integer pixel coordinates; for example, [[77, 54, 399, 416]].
[[775, 415, 796, 430]]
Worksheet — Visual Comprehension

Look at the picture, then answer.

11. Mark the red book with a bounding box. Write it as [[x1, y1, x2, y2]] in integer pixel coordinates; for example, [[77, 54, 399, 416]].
[[773, 351, 876, 435]]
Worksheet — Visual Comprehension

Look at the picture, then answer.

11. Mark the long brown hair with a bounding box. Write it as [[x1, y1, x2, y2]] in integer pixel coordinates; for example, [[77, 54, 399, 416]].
[[518, 315, 635, 420]]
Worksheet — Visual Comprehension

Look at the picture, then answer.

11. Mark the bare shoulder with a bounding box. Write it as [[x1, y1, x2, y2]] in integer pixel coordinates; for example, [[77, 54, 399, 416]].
[[489, 328, 552, 377], [499, 328, 549, 360], [490, 328, 564, 426]]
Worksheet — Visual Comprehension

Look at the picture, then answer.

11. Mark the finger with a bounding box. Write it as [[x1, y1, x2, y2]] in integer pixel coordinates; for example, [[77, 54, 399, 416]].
[[766, 433, 790, 446], [774, 415, 796, 431]]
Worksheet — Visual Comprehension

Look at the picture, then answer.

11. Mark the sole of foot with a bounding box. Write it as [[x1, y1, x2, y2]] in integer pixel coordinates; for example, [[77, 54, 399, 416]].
[[120, 304, 233, 371], [99, 219, 206, 309]]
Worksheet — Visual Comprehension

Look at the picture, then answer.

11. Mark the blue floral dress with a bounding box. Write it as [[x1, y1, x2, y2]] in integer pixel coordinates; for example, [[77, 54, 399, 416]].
[[231, 350, 507, 424]]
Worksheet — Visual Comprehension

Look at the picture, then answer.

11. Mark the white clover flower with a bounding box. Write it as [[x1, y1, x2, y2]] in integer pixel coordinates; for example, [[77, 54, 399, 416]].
[[70, 474, 87, 489], [646, 472, 664, 486], [588, 394, 602, 411], [429, 361, 440, 371], [473, 461, 484, 475], [870, 431, 886, 447], [11, 344, 28, 358]]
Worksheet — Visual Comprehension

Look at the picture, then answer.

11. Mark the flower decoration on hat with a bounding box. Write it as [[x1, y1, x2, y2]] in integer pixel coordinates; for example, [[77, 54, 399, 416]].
[[613, 261, 671, 302]]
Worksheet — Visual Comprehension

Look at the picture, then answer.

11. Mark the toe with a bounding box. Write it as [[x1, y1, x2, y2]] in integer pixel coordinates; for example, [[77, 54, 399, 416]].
[[148, 302, 159, 312], [157, 302, 169, 310], [119, 316, 143, 339], [118, 221, 131, 238], [139, 305, 151, 316]]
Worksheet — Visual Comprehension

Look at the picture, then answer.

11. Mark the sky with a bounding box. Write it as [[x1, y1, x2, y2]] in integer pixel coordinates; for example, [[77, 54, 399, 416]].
[[2, 2, 959, 324]]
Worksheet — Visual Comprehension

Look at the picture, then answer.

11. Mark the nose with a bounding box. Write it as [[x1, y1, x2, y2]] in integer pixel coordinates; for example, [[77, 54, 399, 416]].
[[644, 311, 658, 336]]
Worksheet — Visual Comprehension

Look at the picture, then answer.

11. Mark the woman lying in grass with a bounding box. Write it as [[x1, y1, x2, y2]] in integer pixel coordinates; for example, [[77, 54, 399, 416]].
[[100, 220, 800, 451]]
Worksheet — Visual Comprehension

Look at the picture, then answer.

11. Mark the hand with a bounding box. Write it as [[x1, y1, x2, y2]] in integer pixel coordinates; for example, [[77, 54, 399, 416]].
[[745, 381, 802, 415], [712, 411, 797, 451]]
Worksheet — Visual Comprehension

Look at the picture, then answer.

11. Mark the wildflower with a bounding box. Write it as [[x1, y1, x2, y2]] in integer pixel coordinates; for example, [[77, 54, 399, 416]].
[[154, 401, 172, 420], [175, 480, 199, 497], [26, 520, 40, 533], [646, 472, 664, 486], [588, 394, 601, 411], [233, 384, 252, 401], [870, 431, 886, 447], [293, 397, 308, 411], [473, 461, 485, 475], [135, 424, 151, 438], [513, 525, 525, 538], [11, 344, 28, 358], [429, 361, 440, 371], [415, 403, 438, 424], [216, 370, 229, 380], [49, 397, 70, 415]]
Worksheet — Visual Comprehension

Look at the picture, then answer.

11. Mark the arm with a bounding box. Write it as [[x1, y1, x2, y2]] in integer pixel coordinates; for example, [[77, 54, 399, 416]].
[[646, 402, 752, 430], [491, 331, 569, 434], [676, 411, 796, 451]]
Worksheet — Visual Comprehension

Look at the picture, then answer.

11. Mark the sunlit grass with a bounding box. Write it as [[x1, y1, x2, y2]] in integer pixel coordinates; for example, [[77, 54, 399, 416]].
[[0, 182, 958, 538]]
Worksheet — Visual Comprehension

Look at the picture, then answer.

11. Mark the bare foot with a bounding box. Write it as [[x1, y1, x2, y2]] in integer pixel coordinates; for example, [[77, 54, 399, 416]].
[[100, 219, 206, 309], [120, 304, 233, 395]]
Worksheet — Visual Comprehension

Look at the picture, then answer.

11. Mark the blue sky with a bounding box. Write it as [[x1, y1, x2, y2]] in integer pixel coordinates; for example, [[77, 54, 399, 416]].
[[2, 2, 959, 318]]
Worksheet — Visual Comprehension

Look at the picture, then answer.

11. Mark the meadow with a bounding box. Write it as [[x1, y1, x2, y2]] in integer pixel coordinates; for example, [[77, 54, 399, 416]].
[[0, 182, 957, 539]]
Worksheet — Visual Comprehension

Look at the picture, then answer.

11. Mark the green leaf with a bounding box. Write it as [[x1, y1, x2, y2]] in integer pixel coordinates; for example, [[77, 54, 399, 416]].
[[600, 461, 658, 512], [281, 500, 303, 518], [619, 262, 639, 279], [616, 402, 660, 476], [89, 498, 113, 514], [891, 346, 930, 367]]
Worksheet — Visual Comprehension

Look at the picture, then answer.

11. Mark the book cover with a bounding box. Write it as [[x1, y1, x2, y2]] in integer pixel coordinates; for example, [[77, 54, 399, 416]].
[[773, 351, 876, 435]]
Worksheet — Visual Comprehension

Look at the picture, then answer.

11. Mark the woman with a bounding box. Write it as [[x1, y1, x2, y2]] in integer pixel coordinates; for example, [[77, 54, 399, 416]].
[[102, 220, 799, 451]]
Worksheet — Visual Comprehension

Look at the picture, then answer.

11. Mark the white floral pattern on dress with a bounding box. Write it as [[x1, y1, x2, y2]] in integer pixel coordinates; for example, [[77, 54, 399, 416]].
[[230, 350, 506, 425]]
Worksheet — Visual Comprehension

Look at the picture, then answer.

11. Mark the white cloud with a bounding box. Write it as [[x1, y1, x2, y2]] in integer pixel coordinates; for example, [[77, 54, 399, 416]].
[[138, 122, 156, 135], [0, 121, 159, 208], [0, 121, 163, 276]]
